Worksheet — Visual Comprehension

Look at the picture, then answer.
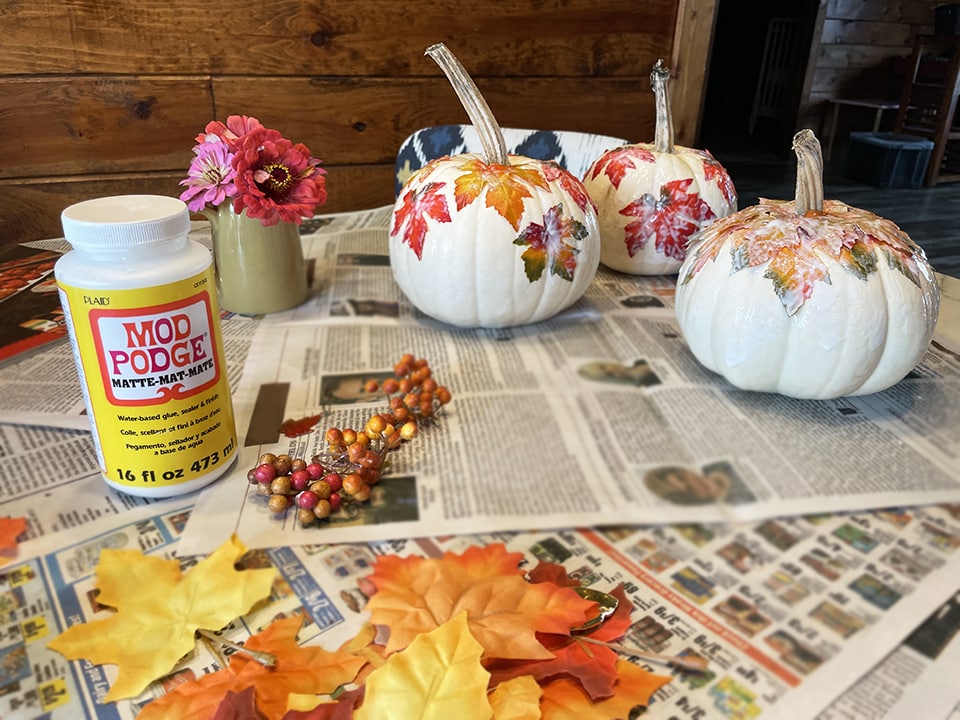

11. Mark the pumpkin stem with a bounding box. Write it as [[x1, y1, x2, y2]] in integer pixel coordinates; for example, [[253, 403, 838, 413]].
[[426, 43, 509, 165], [651, 59, 675, 154], [792, 129, 824, 214]]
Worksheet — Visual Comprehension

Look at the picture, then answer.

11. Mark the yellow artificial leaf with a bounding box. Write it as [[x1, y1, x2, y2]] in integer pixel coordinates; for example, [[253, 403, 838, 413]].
[[540, 659, 672, 719], [490, 675, 542, 720], [356, 612, 492, 720], [47, 534, 276, 701]]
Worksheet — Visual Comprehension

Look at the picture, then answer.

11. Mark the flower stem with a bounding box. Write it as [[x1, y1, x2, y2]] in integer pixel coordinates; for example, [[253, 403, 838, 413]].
[[792, 129, 824, 215], [425, 43, 509, 165], [651, 59, 675, 154]]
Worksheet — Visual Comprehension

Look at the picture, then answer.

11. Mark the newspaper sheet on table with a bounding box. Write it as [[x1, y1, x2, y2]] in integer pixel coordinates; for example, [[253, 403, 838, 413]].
[[179, 208, 960, 554], [4, 499, 959, 719]]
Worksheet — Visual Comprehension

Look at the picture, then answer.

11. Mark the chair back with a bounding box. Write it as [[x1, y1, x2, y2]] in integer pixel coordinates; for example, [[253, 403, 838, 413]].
[[394, 124, 630, 195]]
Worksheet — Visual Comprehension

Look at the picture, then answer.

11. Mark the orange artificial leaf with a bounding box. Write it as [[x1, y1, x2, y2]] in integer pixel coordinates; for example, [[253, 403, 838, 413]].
[[453, 157, 549, 230], [364, 544, 595, 660], [279, 414, 323, 438], [47, 535, 276, 702], [488, 584, 634, 700], [355, 612, 492, 720], [489, 675, 542, 720], [138, 615, 367, 720], [540, 659, 672, 719], [0, 516, 27, 559]]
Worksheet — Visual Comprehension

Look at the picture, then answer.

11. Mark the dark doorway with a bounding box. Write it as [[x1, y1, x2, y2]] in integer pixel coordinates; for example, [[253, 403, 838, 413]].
[[699, 1, 819, 159]]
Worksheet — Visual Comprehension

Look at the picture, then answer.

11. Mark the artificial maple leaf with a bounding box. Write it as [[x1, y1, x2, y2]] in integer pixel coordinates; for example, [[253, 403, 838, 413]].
[[137, 615, 366, 720], [589, 145, 655, 188], [700, 149, 738, 207], [620, 178, 715, 260], [212, 687, 267, 720], [542, 162, 594, 213], [0, 516, 27, 553], [47, 534, 276, 702], [279, 414, 323, 438], [355, 612, 492, 720], [453, 156, 549, 230], [364, 543, 595, 660], [539, 659, 671, 719], [489, 675, 542, 720], [513, 205, 585, 282], [488, 585, 634, 701], [763, 244, 831, 316], [526, 560, 580, 588], [281, 687, 365, 720], [390, 181, 451, 259]]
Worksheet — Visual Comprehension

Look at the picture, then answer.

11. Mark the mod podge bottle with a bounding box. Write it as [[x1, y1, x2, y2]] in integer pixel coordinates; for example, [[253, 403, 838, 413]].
[[56, 195, 238, 497]]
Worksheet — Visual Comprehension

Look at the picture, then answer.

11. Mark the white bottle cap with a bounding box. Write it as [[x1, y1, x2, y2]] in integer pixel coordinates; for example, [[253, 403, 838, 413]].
[[61, 195, 190, 250]]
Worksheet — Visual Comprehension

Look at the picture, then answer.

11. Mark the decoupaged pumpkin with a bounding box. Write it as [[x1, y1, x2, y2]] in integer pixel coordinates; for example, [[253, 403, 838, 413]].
[[675, 129, 940, 400], [389, 43, 601, 328], [583, 60, 737, 276]]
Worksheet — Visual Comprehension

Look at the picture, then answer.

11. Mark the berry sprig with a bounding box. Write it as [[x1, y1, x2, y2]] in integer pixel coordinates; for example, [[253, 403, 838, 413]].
[[246, 354, 452, 527]]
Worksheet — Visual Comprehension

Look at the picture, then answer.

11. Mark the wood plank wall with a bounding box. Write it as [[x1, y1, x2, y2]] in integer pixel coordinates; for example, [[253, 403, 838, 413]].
[[0, 0, 710, 245], [799, 0, 941, 128]]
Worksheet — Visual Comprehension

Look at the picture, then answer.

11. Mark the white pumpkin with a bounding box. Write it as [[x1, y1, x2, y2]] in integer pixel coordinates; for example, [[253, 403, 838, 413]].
[[675, 129, 940, 399], [583, 60, 737, 275], [389, 43, 600, 328]]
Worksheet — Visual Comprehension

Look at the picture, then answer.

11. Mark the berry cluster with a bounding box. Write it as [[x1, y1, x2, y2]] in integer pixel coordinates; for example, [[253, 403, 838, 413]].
[[246, 355, 451, 527]]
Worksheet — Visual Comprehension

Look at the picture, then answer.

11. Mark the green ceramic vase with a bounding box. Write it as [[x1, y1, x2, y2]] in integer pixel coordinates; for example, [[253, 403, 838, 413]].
[[204, 204, 309, 315]]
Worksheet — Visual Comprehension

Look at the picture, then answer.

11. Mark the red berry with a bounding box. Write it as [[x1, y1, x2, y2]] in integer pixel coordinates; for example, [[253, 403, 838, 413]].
[[329, 492, 342, 512], [324, 472, 343, 493], [290, 469, 310, 491], [296, 490, 318, 509], [306, 463, 324, 480], [254, 463, 276, 484]]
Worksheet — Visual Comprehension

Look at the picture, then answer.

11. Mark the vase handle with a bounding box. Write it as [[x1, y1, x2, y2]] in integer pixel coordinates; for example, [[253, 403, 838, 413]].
[[200, 207, 220, 231]]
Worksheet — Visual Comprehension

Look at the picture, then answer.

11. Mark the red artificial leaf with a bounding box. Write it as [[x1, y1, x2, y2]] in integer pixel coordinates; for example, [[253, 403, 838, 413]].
[[589, 145, 655, 188], [279, 414, 323, 438], [526, 561, 580, 588], [0, 517, 27, 553], [542, 162, 595, 213], [512, 205, 586, 282], [621, 178, 715, 260], [487, 584, 634, 701], [212, 687, 267, 720], [700, 149, 738, 207], [453, 157, 549, 230], [390, 181, 452, 259]]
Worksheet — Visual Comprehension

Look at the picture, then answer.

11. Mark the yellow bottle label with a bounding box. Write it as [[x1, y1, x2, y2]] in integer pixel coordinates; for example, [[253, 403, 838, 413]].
[[58, 270, 237, 491]]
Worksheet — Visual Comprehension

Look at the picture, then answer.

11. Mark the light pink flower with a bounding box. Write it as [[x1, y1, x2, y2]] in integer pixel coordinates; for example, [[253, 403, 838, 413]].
[[195, 115, 264, 150], [178, 139, 237, 213]]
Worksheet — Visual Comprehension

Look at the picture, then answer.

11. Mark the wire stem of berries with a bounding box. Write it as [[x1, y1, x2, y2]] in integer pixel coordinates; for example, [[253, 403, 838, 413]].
[[246, 354, 452, 527]]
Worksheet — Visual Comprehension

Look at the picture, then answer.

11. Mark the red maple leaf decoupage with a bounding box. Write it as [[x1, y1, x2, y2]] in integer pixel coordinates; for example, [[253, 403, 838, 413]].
[[588, 145, 656, 189], [700, 149, 738, 207], [620, 178, 716, 260], [513, 205, 587, 282], [390, 181, 451, 259]]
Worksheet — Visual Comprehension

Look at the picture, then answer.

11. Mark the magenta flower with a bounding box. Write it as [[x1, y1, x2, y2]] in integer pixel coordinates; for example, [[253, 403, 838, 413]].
[[231, 127, 327, 226], [178, 140, 237, 213]]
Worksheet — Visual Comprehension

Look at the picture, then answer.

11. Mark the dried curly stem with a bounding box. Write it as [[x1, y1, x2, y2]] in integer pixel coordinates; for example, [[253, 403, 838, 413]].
[[651, 59, 675, 154], [426, 43, 509, 165], [792, 129, 825, 215]]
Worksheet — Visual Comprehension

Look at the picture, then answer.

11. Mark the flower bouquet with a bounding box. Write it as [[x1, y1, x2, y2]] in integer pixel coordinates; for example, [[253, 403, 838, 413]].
[[180, 115, 327, 314]]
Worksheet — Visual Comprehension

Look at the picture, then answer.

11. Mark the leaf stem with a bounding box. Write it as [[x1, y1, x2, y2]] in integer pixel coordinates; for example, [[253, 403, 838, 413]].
[[425, 43, 509, 165], [196, 628, 277, 668], [575, 635, 709, 672], [792, 129, 825, 215], [651, 60, 675, 154]]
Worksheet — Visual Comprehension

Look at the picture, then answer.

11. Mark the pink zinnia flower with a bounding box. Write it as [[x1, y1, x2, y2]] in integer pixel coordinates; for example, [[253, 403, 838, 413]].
[[195, 115, 264, 150], [231, 127, 327, 226], [178, 139, 237, 213]]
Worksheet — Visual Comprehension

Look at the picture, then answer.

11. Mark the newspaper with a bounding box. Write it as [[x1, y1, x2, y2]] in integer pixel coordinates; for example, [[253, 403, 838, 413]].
[[4, 498, 959, 719], [178, 210, 960, 554]]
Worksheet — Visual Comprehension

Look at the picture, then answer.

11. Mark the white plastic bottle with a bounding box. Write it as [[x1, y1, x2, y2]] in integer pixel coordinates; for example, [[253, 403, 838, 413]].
[[56, 195, 238, 497]]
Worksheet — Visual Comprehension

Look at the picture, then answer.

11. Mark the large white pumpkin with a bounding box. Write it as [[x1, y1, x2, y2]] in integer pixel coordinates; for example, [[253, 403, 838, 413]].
[[389, 43, 600, 328], [583, 60, 737, 276], [675, 129, 940, 399]]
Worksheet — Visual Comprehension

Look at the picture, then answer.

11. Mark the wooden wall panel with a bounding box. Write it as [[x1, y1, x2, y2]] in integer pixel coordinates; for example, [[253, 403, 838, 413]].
[[0, 0, 706, 246]]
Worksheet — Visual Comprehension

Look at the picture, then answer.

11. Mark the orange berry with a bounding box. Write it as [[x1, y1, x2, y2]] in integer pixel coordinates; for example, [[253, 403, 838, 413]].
[[422, 378, 438, 392], [343, 474, 365, 496], [364, 379, 379, 393], [383, 378, 400, 394], [400, 421, 418, 440], [341, 428, 357, 445], [353, 484, 373, 502], [437, 386, 452, 404]]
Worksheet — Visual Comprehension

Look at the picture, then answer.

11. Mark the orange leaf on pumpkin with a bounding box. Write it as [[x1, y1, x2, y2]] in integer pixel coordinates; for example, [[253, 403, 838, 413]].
[[364, 543, 595, 660], [453, 157, 549, 231], [47, 534, 276, 702], [540, 659, 672, 719], [137, 615, 366, 720]]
